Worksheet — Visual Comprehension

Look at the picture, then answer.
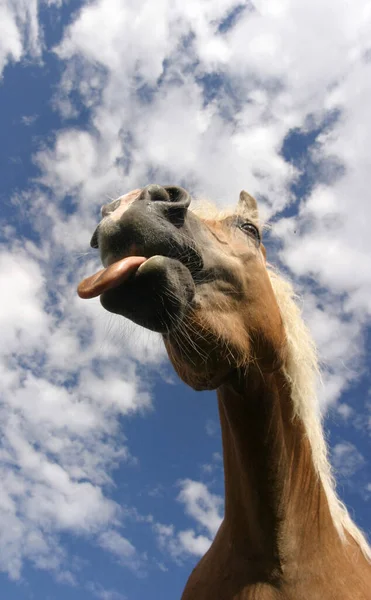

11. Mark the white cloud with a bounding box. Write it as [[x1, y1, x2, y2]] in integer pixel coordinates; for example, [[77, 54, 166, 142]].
[[154, 480, 223, 560], [177, 530, 212, 556], [0, 249, 50, 352], [56, 0, 241, 79], [205, 419, 218, 437], [86, 581, 127, 600], [57, 0, 170, 78], [98, 530, 143, 572], [289, 290, 366, 407], [0, 5, 22, 71], [0, 243, 156, 579], [337, 403, 353, 420], [177, 479, 223, 537], [45, 0, 295, 211], [332, 442, 366, 479], [35, 130, 100, 197], [0, 0, 41, 76], [200, 451, 223, 476]]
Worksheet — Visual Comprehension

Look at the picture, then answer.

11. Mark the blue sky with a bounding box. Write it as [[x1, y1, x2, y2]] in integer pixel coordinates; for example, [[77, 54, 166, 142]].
[[0, 1, 370, 599]]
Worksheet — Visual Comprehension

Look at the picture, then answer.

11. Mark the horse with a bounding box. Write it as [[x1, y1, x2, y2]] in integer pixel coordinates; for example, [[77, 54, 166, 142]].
[[78, 184, 371, 599]]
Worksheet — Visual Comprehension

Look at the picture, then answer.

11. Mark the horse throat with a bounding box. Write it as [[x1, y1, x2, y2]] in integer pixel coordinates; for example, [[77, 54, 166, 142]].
[[216, 367, 338, 572]]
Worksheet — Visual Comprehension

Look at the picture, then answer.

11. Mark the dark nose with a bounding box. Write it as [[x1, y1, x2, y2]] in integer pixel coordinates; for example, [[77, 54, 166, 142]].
[[144, 184, 171, 202], [139, 184, 191, 224], [91, 184, 192, 248]]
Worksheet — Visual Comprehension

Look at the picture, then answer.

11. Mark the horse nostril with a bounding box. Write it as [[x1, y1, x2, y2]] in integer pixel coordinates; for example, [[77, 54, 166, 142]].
[[139, 184, 192, 226], [101, 198, 120, 217], [146, 184, 170, 202], [90, 227, 99, 248], [165, 186, 192, 211], [165, 186, 187, 203], [101, 204, 111, 218], [142, 184, 191, 209]]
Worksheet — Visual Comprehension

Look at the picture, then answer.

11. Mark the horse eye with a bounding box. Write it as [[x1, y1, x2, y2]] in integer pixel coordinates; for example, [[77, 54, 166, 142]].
[[239, 222, 261, 245]]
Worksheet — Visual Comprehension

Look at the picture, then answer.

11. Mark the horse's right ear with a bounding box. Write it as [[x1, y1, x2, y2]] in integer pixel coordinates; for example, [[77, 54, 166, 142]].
[[238, 190, 259, 219]]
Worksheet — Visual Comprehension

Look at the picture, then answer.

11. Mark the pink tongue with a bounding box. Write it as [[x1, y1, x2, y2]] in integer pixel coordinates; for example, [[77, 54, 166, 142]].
[[77, 256, 147, 299]]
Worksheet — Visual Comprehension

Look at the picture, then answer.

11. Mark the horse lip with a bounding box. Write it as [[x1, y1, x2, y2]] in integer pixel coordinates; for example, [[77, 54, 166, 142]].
[[102, 246, 202, 278], [102, 244, 140, 268]]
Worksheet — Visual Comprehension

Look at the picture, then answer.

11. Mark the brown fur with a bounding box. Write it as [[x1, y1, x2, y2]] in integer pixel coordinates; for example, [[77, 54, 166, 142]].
[[180, 369, 370, 599]]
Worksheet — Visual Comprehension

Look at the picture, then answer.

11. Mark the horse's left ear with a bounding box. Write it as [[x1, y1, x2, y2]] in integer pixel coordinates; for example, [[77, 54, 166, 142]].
[[238, 190, 259, 219]]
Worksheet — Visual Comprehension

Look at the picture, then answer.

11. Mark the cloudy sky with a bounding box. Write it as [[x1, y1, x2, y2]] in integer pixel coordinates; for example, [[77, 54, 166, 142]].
[[0, 0, 370, 598]]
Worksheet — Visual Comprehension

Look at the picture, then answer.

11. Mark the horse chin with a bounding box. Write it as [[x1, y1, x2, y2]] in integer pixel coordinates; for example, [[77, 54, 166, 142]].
[[164, 337, 234, 391], [169, 367, 233, 392], [100, 255, 196, 333]]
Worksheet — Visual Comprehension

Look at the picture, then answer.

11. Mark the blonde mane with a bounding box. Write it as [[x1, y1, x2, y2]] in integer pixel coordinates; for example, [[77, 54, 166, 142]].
[[192, 199, 371, 561], [269, 269, 371, 561], [192, 200, 236, 222]]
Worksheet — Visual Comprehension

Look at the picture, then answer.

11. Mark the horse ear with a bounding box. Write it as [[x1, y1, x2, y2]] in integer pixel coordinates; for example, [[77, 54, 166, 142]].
[[238, 190, 259, 218]]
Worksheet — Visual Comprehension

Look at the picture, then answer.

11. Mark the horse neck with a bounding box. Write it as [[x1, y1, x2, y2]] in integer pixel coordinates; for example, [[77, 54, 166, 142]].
[[216, 366, 340, 569]]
